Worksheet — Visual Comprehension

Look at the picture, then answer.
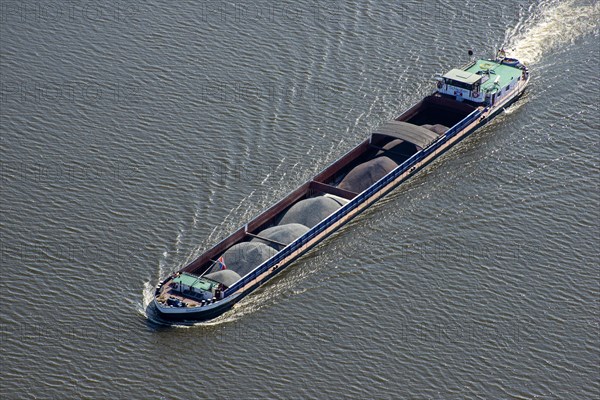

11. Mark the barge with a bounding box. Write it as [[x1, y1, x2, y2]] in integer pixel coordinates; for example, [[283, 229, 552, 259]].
[[152, 51, 530, 323]]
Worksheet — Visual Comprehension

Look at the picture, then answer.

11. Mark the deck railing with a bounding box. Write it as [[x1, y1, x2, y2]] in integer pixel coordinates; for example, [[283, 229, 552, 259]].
[[224, 109, 483, 296]]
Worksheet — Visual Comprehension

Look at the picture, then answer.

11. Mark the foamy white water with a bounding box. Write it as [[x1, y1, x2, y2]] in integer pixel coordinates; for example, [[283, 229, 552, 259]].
[[505, 0, 600, 64]]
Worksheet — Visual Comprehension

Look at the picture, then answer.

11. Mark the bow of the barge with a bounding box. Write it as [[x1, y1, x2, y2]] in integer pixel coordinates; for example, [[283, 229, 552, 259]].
[[153, 274, 241, 322]]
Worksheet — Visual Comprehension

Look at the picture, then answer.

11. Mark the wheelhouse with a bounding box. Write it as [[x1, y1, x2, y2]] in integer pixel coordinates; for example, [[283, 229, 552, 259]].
[[442, 68, 483, 102]]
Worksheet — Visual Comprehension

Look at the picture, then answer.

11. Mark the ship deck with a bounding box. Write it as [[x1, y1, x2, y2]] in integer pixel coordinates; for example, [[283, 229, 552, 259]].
[[465, 59, 522, 93], [157, 282, 203, 307]]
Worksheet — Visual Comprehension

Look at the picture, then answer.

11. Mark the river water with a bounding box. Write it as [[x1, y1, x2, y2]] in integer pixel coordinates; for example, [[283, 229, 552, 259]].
[[1, 0, 598, 399]]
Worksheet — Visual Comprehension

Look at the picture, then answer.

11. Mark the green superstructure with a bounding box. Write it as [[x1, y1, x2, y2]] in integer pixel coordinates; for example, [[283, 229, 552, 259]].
[[173, 272, 215, 292], [465, 59, 521, 94], [438, 55, 528, 105]]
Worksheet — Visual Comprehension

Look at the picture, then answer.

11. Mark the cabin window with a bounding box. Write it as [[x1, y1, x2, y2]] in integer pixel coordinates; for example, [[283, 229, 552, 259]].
[[445, 79, 473, 90]]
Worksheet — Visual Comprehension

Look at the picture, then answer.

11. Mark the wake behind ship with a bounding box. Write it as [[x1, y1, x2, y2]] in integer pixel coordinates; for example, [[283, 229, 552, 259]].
[[151, 51, 530, 323]]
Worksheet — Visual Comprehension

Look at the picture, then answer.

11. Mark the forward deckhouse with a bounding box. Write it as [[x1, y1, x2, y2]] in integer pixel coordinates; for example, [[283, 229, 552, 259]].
[[151, 50, 530, 323]]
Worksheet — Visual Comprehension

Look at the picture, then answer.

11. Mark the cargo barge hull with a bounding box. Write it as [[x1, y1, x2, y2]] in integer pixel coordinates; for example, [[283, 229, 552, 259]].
[[152, 55, 530, 323]]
